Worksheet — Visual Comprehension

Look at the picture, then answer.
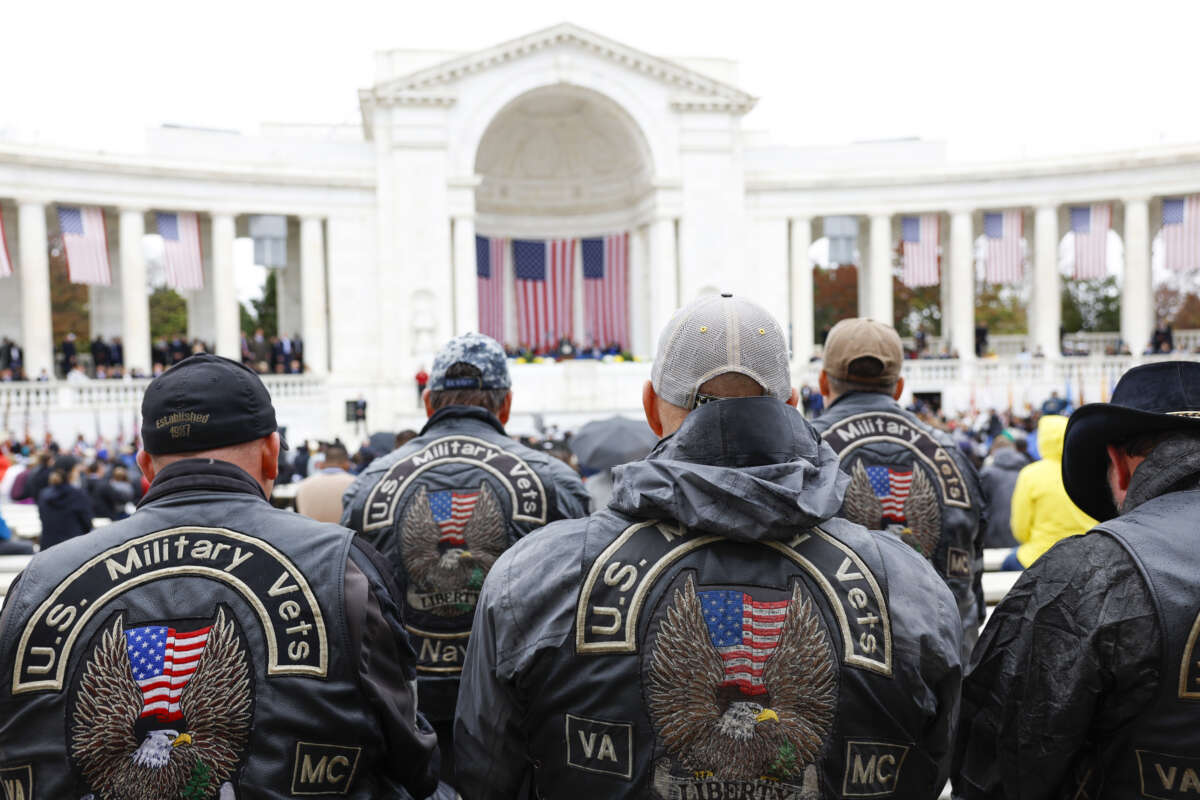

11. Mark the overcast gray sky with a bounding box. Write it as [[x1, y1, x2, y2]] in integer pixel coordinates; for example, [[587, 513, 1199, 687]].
[[3, 0, 1196, 161]]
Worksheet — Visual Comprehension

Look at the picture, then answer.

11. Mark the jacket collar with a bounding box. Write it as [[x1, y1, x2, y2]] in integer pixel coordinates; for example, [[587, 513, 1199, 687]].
[[137, 458, 267, 508], [827, 390, 900, 413], [1122, 434, 1200, 514], [420, 405, 507, 437]]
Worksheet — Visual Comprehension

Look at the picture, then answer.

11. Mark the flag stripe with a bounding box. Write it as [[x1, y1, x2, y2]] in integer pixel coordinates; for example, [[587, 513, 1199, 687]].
[[1163, 196, 1200, 273], [476, 235, 507, 343], [582, 233, 631, 350], [514, 238, 575, 351]]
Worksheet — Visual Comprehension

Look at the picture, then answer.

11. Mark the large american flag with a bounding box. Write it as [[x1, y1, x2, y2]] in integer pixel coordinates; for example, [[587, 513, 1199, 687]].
[[0, 211, 11, 278], [581, 233, 629, 351], [984, 211, 1024, 284], [475, 235, 507, 343], [900, 215, 939, 287], [429, 490, 480, 548], [866, 465, 912, 523], [699, 589, 788, 697], [57, 206, 112, 286], [125, 623, 212, 722], [1070, 204, 1110, 279], [1163, 196, 1200, 273], [513, 238, 575, 351], [156, 212, 204, 291]]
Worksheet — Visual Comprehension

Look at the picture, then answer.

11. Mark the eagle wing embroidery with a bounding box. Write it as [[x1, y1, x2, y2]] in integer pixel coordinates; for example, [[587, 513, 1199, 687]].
[[71, 616, 142, 786], [842, 460, 883, 530], [647, 577, 837, 781], [400, 484, 444, 590], [902, 465, 941, 558], [178, 607, 253, 784], [461, 483, 507, 583]]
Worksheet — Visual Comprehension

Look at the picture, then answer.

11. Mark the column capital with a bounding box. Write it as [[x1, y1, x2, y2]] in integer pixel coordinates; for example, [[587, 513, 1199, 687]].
[[300, 214, 325, 225], [1034, 202, 1059, 214], [208, 210, 236, 222], [947, 207, 974, 218], [1122, 195, 1152, 207], [119, 205, 149, 215], [14, 197, 49, 209], [788, 214, 812, 225]]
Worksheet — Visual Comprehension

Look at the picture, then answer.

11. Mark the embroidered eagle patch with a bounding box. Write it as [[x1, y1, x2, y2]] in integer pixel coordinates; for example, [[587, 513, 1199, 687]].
[[400, 482, 508, 618], [842, 460, 942, 559], [69, 607, 252, 799], [644, 575, 836, 797]]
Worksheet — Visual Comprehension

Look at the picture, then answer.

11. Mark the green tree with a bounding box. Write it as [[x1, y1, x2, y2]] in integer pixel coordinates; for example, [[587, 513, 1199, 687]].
[[975, 282, 1028, 335], [893, 279, 941, 338], [148, 287, 187, 340], [251, 270, 278, 338], [1061, 277, 1120, 333]]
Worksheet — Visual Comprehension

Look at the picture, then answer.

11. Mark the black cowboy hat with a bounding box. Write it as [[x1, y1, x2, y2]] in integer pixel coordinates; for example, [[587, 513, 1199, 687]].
[[1063, 361, 1200, 521]]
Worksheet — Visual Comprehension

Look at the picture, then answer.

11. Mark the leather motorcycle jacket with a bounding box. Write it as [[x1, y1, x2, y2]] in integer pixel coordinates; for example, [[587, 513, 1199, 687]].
[[341, 404, 589, 721], [0, 458, 438, 800], [455, 397, 963, 800], [812, 392, 985, 656]]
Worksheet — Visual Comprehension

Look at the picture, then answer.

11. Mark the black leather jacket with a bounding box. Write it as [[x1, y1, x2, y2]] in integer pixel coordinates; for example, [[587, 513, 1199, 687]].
[[341, 405, 589, 721], [0, 459, 438, 800], [455, 398, 962, 799], [812, 392, 985, 656], [955, 435, 1200, 800]]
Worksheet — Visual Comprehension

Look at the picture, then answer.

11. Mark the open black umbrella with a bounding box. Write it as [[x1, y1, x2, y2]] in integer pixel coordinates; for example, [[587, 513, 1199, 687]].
[[569, 416, 657, 473]]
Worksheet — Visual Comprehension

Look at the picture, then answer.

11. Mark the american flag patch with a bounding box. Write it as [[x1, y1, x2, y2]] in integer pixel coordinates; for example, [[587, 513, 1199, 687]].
[[428, 490, 480, 547], [866, 466, 912, 523], [125, 624, 212, 722], [699, 590, 789, 697]]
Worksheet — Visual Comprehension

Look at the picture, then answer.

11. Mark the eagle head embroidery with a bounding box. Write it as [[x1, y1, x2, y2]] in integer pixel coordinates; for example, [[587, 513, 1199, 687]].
[[401, 482, 508, 616], [646, 576, 837, 783], [70, 607, 251, 800]]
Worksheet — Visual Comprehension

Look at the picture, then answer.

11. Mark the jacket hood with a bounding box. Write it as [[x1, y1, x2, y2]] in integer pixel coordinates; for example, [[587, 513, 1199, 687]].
[[1037, 414, 1068, 461], [39, 483, 79, 508], [991, 448, 1029, 470], [609, 397, 848, 541]]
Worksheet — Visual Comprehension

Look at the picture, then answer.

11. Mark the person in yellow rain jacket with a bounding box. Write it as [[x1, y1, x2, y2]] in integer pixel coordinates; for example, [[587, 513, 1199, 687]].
[[1003, 413, 1098, 569]]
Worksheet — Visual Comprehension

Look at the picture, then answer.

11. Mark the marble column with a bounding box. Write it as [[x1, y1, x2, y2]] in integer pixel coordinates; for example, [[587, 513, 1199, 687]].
[[949, 210, 975, 361], [628, 226, 651, 358], [868, 213, 893, 325], [789, 217, 814, 359], [18, 202, 53, 379], [1033, 204, 1061, 358], [451, 216, 477, 337], [119, 209, 150, 374], [210, 213, 239, 361], [300, 216, 328, 375], [1121, 197, 1152, 355], [648, 217, 679, 341]]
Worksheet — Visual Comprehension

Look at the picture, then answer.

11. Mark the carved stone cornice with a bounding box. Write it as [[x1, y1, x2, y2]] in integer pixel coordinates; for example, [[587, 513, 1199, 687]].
[[362, 23, 756, 113]]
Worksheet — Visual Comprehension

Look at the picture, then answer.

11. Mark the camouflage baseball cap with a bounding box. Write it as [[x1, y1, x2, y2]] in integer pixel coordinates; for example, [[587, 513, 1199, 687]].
[[429, 332, 511, 391]]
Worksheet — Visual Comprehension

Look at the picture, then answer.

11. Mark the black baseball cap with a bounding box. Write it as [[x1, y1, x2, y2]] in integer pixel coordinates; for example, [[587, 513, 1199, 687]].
[[140, 354, 287, 455]]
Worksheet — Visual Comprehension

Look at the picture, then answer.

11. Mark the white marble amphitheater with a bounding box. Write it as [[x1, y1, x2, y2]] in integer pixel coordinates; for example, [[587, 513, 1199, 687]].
[[3, 23, 1200, 442]]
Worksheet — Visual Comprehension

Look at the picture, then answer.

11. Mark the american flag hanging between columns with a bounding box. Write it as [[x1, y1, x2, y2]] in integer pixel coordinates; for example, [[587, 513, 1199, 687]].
[[984, 210, 1024, 284], [1163, 196, 1200, 273], [475, 235, 507, 344], [513, 238, 575, 352], [900, 214, 939, 287], [57, 205, 112, 286], [0, 210, 11, 278], [1070, 204, 1110, 279], [581, 233, 629, 351]]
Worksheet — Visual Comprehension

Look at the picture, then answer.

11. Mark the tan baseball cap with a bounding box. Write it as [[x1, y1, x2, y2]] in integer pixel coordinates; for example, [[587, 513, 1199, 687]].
[[651, 293, 791, 409], [823, 318, 903, 384]]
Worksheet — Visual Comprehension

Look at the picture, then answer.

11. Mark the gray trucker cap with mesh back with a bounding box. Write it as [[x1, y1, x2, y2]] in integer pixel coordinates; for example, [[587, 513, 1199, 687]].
[[650, 292, 792, 409]]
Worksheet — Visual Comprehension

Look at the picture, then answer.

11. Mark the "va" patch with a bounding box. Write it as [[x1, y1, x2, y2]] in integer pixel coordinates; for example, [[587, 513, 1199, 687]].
[[0, 765, 33, 800], [565, 714, 633, 780]]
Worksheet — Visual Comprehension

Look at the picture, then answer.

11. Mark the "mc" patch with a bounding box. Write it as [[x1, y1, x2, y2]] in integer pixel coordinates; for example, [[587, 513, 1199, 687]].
[[290, 742, 362, 796]]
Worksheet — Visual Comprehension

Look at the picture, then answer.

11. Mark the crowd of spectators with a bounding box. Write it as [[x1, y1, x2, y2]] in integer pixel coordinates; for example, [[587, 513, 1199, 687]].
[[241, 329, 305, 374]]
